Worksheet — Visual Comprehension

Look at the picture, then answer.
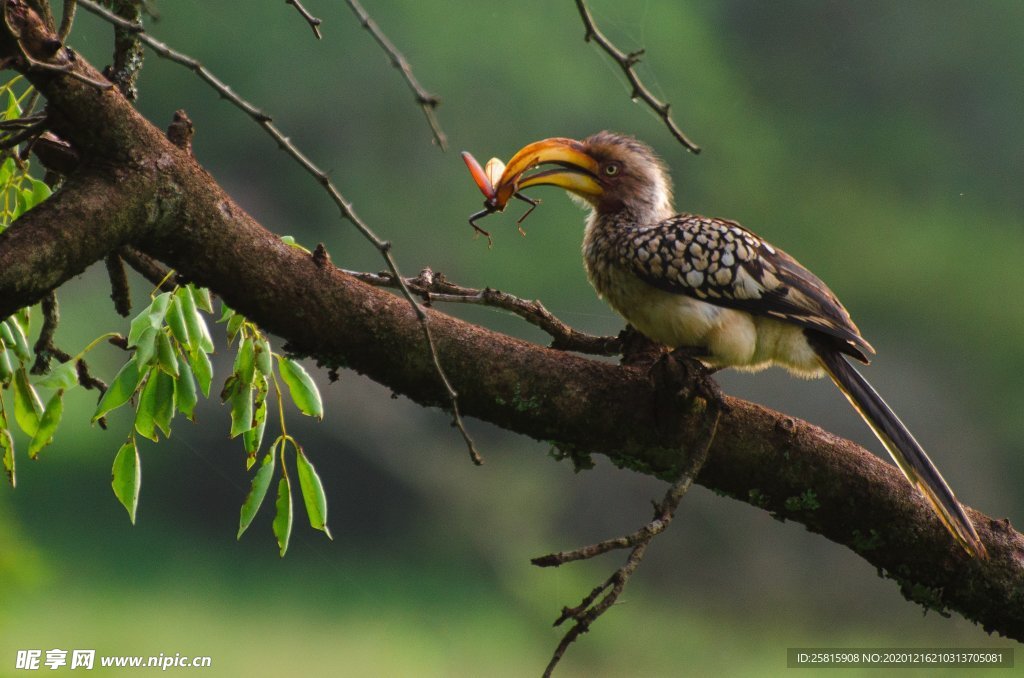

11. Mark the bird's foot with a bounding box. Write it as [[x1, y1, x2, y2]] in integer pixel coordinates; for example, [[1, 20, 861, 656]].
[[650, 347, 730, 419], [618, 325, 668, 367]]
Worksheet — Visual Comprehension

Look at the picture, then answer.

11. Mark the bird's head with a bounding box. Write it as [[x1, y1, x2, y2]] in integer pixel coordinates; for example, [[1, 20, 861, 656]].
[[494, 131, 674, 222]]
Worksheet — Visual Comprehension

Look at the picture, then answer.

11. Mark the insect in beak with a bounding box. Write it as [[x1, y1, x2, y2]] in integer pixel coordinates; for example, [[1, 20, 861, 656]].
[[461, 151, 540, 245]]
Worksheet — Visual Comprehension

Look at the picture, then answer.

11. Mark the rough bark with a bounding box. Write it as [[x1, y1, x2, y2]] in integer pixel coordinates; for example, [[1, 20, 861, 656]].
[[0, 0, 1021, 641]]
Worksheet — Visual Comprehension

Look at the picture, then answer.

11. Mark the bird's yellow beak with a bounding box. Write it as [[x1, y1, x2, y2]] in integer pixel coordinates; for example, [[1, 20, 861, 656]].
[[494, 138, 603, 206]]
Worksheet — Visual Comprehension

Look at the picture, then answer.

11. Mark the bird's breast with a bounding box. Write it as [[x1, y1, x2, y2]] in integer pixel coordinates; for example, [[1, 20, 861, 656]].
[[583, 234, 823, 376]]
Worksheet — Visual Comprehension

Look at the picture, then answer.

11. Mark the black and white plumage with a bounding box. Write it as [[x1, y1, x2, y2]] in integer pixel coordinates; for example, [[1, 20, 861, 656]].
[[494, 131, 986, 558], [586, 212, 872, 374]]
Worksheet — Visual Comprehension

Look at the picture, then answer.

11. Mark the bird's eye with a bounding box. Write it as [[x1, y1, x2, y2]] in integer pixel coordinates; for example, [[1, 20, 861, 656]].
[[603, 162, 621, 176]]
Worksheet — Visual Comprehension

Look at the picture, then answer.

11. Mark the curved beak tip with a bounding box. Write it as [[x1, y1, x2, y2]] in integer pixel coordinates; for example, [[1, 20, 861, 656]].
[[493, 138, 602, 206]]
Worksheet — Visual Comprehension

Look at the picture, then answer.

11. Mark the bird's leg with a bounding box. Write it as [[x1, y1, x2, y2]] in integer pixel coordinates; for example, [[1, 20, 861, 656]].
[[650, 346, 730, 424], [618, 324, 668, 367]]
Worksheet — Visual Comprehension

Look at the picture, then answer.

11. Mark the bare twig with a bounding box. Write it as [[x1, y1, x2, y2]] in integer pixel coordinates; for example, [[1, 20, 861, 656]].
[[285, 0, 321, 39], [535, 393, 722, 677], [75, 0, 480, 463], [343, 0, 447, 151], [0, 112, 45, 129], [345, 267, 621, 356], [118, 246, 178, 292], [0, 116, 45, 151], [0, 114, 46, 150], [26, 289, 108, 406], [574, 0, 700, 154], [57, 0, 74, 41]]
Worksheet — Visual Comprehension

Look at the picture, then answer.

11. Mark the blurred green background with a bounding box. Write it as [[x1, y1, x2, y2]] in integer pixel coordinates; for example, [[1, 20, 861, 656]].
[[2, 0, 1022, 675]]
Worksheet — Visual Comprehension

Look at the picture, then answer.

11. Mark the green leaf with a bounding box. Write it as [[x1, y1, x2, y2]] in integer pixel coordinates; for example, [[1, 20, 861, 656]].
[[93, 359, 143, 422], [133, 326, 159, 367], [13, 188, 28, 220], [165, 294, 191, 346], [3, 319, 31, 362], [0, 342, 13, 386], [34, 359, 79, 390], [149, 291, 172, 324], [279, 235, 311, 254], [12, 367, 43, 436], [27, 390, 63, 458], [277, 357, 323, 420], [234, 337, 255, 385], [254, 337, 272, 376], [273, 475, 293, 557], [189, 284, 213, 313], [0, 156, 13, 185], [111, 439, 141, 524], [5, 88, 20, 120], [28, 178, 51, 207], [229, 380, 253, 438], [243, 380, 268, 461], [16, 188, 34, 217], [226, 313, 244, 343], [135, 368, 174, 441], [156, 331, 179, 377], [127, 312, 150, 349], [219, 301, 234, 323], [219, 372, 237, 402], [296, 449, 332, 539], [237, 448, 275, 539], [13, 306, 29, 337], [174, 357, 198, 421], [151, 370, 175, 437], [189, 347, 213, 398], [1, 427, 14, 488], [128, 292, 171, 347], [0, 323, 17, 358], [17, 180, 50, 214], [133, 370, 158, 441], [178, 287, 213, 353]]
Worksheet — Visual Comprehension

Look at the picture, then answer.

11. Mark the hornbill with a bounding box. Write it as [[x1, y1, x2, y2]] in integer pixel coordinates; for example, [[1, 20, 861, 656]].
[[486, 131, 986, 559]]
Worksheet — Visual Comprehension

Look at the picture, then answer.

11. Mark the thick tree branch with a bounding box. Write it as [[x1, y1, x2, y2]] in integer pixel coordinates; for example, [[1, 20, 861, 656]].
[[75, 0, 478, 462], [0, 1, 1021, 641]]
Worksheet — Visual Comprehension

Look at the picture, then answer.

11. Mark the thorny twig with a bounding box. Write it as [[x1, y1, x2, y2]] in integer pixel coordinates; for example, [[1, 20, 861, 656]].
[[75, 0, 481, 464], [344, 0, 447, 151], [285, 0, 321, 39], [574, 0, 700, 154], [534, 395, 722, 677], [345, 267, 621, 356]]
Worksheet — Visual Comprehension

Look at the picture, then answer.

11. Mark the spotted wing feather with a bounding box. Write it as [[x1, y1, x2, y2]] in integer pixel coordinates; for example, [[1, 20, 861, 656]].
[[617, 214, 873, 362]]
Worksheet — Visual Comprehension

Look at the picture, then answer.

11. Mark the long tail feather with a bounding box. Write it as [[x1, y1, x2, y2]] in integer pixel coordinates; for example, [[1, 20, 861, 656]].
[[815, 347, 987, 558]]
